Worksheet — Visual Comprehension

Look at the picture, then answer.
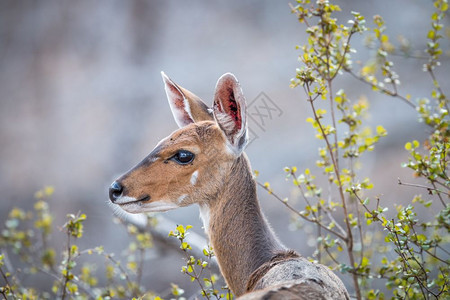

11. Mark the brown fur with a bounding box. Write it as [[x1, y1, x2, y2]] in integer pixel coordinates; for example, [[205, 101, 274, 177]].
[[179, 86, 213, 122], [117, 121, 231, 208], [206, 154, 286, 295]]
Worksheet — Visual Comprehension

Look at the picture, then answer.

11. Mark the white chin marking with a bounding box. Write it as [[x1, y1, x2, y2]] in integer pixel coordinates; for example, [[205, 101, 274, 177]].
[[116, 198, 179, 213], [190, 170, 199, 185], [114, 202, 143, 214], [114, 196, 140, 205], [142, 201, 179, 212]]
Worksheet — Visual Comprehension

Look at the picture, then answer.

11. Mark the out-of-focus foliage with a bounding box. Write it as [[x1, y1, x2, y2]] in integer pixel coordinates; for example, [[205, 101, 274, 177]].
[[0, 187, 157, 300]]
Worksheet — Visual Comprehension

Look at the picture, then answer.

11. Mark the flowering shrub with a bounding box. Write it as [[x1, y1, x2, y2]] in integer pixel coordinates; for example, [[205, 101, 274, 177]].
[[258, 0, 449, 298]]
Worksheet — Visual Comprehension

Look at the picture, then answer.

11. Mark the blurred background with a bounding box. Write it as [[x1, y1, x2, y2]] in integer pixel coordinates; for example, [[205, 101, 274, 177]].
[[0, 0, 448, 297]]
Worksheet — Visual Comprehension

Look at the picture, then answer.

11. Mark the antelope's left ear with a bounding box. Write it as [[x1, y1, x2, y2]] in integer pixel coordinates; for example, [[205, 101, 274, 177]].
[[162, 72, 213, 128], [213, 73, 248, 155]]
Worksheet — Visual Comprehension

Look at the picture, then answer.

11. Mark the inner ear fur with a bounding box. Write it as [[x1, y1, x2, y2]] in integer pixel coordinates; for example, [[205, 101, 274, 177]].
[[213, 73, 248, 153], [162, 72, 213, 128], [178, 86, 214, 123]]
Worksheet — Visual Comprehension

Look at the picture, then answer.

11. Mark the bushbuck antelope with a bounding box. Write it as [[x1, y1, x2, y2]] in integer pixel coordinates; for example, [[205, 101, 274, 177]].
[[109, 73, 350, 299]]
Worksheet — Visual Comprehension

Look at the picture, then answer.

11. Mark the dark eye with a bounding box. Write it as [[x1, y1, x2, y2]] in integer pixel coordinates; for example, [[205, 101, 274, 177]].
[[172, 150, 195, 165]]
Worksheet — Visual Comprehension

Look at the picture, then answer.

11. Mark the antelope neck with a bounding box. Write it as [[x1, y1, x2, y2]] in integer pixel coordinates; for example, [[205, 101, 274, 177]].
[[206, 154, 285, 296]]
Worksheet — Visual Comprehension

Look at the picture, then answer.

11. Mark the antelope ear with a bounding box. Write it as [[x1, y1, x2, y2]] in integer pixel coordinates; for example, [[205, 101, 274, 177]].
[[162, 72, 213, 128], [213, 73, 248, 155]]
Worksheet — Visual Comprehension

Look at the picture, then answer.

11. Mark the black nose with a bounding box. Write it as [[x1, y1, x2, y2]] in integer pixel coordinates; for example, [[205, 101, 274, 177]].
[[109, 181, 123, 202]]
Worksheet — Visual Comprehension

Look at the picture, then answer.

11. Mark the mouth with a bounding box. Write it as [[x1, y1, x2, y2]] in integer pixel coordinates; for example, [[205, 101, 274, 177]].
[[116, 195, 150, 206], [113, 197, 180, 213]]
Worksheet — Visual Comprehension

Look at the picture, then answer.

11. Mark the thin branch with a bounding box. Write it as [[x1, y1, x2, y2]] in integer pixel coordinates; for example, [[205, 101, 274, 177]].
[[437, 244, 450, 256], [437, 267, 449, 297], [397, 178, 450, 197], [323, 245, 387, 280], [102, 253, 134, 287], [392, 228, 438, 298], [398, 178, 449, 207], [181, 247, 210, 300], [0, 264, 15, 298], [291, 171, 317, 214], [136, 248, 145, 295], [257, 181, 348, 241], [305, 78, 361, 299], [330, 26, 356, 81], [206, 254, 222, 300], [429, 68, 450, 115], [429, 181, 447, 208], [324, 209, 347, 238], [60, 232, 71, 300], [317, 206, 322, 263], [327, 79, 340, 178], [345, 67, 416, 109], [323, 246, 341, 267], [0, 250, 22, 289], [365, 45, 435, 60], [420, 246, 450, 266], [432, 179, 450, 192]]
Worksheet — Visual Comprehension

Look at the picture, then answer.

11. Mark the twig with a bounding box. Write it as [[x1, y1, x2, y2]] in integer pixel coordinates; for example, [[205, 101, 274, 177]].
[[345, 68, 416, 109], [324, 210, 347, 238], [0, 264, 15, 298], [256, 181, 347, 242], [103, 253, 134, 287], [181, 248, 210, 300], [392, 227, 439, 298], [304, 82, 361, 299], [398, 178, 449, 207], [0, 251, 22, 290], [429, 181, 447, 208], [437, 245, 450, 256], [60, 232, 71, 300], [323, 246, 386, 280], [136, 248, 145, 297], [291, 169, 348, 238], [323, 245, 341, 267]]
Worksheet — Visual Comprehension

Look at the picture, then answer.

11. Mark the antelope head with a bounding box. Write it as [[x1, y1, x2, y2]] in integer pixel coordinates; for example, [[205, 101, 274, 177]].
[[109, 72, 248, 214]]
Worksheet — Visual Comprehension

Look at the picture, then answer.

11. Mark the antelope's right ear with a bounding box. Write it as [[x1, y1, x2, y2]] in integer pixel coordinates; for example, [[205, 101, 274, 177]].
[[161, 72, 213, 128], [213, 73, 248, 155]]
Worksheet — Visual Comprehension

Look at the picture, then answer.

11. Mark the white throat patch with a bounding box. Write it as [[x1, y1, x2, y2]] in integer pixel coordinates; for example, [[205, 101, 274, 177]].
[[199, 204, 210, 235]]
